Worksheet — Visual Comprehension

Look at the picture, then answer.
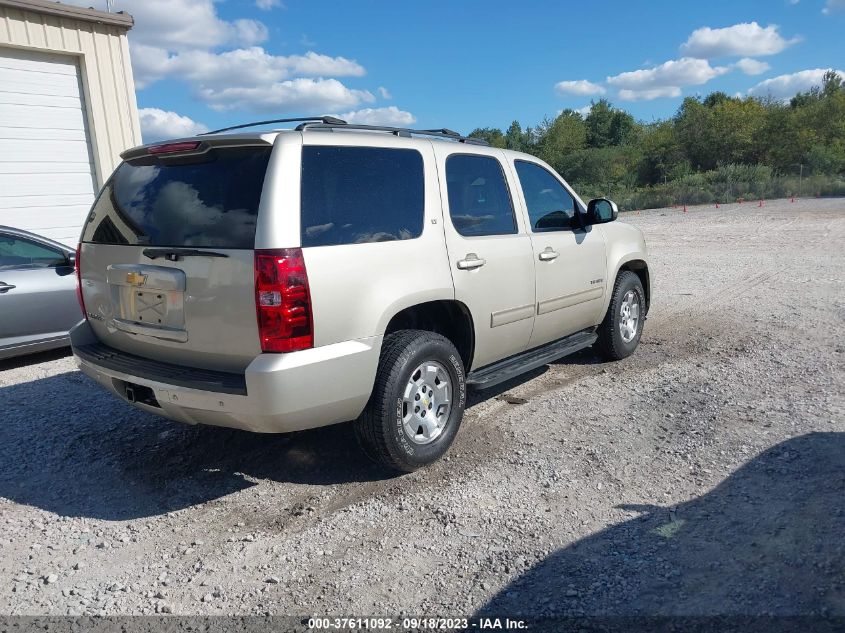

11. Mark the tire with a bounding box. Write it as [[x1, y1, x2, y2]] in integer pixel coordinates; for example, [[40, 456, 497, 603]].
[[595, 270, 646, 361], [354, 329, 467, 472]]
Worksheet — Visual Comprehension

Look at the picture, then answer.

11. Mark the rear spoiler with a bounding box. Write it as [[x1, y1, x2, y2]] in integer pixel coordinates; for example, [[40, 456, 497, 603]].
[[120, 135, 274, 162]]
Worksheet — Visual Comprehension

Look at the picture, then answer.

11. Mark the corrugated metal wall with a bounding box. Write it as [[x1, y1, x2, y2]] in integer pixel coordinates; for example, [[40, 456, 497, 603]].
[[0, 4, 141, 187]]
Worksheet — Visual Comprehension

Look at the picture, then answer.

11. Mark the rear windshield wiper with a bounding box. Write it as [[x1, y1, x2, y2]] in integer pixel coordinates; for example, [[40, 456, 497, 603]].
[[142, 248, 229, 261]]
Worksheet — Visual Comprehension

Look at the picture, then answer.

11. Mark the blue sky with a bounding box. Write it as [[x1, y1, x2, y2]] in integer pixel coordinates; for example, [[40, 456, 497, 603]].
[[67, 0, 845, 141]]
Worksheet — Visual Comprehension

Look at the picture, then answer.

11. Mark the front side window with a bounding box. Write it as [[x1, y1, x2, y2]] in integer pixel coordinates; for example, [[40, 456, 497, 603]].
[[514, 160, 577, 232], [300, 146, 424, 247], [445, 154, 517, 236], [0, 236, 66, 270]]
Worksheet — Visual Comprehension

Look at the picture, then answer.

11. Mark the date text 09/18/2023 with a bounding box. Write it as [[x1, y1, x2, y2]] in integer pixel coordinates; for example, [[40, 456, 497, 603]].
[[306, 617, 527, 630]]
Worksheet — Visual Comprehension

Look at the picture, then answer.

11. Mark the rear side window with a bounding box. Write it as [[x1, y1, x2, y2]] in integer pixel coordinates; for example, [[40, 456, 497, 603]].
[[82, 147, 272, 248], [445, 154, 516, 236], [300, 146, 424, 247]]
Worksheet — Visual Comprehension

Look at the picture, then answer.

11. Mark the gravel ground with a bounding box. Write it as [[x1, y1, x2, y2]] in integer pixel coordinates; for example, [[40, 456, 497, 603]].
[[1, 198, 843, 618]]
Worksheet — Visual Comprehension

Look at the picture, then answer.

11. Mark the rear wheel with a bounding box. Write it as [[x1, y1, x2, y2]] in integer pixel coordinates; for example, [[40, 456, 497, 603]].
[[354, 329, 466, 472], [595, 270, 645, 361]]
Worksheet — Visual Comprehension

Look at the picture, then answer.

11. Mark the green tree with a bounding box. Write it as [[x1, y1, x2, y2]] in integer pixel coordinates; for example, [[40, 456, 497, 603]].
[[468, 127, 506, 148], [637, 120, 685, 185], [756, 103, 804, 171], [805, 144, 842, 175], [504, 120, 530, 152], [459, 70, 845, 211], [674, 96, 712, 169], [585, 99, 637, 148], [675, 95, 766, 169], [535, 111, 587, 172]]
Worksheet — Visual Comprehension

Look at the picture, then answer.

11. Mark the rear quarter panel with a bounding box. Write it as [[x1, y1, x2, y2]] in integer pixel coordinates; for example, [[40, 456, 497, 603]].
[[259, 133, 455, 347]]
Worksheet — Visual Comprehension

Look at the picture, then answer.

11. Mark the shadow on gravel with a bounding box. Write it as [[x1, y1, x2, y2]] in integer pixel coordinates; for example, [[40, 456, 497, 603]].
[[479, 432, 845, 618], [2, 348, 625, 521], [0, 371, 394, 520], [466, 348, 605, 406]]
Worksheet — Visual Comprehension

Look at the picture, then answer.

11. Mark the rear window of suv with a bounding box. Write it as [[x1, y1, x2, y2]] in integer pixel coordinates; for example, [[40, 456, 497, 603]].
[[300, 146, 424, 247], [81, 146, 272, 248]]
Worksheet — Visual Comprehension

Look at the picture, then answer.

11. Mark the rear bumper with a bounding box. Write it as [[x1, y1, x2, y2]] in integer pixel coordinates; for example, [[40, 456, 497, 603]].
[[70, 321, 382, 433]]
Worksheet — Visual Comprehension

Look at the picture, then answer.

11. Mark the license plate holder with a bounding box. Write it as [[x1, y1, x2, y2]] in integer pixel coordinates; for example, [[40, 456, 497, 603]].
[[106, 264, 187, 330]]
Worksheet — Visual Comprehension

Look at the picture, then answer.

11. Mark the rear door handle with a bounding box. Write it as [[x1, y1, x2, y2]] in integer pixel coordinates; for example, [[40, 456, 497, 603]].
[[457, 254, 486, 270], [539, 248, 559, 261], [0, 282, 16, 293]]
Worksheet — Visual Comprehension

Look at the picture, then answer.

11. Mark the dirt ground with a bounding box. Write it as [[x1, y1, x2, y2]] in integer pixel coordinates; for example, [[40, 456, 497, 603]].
[[1, 198, 843, 618]]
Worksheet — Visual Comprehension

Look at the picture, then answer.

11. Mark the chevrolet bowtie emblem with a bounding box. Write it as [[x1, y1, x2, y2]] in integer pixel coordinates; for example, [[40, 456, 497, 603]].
[[125, 272, 148, 286]]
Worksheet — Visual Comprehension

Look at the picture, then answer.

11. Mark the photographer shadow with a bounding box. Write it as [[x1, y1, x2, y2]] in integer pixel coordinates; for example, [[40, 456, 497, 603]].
[[479, 432, 845, 618]]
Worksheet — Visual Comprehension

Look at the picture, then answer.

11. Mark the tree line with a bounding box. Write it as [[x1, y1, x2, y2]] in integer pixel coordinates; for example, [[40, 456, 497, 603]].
[[469, 71, 845, 210]]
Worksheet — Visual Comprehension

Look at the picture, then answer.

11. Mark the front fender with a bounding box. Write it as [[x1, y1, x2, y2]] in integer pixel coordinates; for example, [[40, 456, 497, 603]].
[[598, 221, 650, 317]]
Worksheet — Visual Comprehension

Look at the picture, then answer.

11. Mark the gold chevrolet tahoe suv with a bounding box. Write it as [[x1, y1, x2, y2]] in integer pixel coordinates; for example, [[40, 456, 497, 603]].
[[71, 116, 650, 471]]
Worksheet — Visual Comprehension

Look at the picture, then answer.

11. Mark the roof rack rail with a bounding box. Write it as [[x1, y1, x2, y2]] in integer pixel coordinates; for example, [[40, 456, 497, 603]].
[[419, 128, 461, 137], [201, 115, 347, 136], [296, 122, 489, 146]]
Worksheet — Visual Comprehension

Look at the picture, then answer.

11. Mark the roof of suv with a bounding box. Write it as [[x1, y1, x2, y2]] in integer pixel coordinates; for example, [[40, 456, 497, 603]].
[[121, 118, 493, 161]]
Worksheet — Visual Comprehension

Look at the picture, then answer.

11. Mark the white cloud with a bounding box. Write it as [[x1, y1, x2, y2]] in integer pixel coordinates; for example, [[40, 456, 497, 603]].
[[63, 0, 402, 119], [63, 1, 361, 79], [231, 19, 269, 47], [823, 0, 845, 12], [734, 58, 771, 76], [748, 68, 845, 99], [287, 51, 366, 77], [147, 48, 365, 88], [199, 78, 375, 113], [134, 47, 368, 111], [131, 43, 175, 89], [337, 106, 416, 126], [680, 22, 799, 58], [554, 79, 606, 96], [607, 57, 729, 100], [618, 87, 683, 101], [139, 108, 208, 142], [62, 0, 266, 50], [378, 86, 392, 99]]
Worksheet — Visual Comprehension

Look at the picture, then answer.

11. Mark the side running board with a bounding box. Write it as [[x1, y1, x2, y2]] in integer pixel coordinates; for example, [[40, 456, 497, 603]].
[[466, 329, 597, 390]]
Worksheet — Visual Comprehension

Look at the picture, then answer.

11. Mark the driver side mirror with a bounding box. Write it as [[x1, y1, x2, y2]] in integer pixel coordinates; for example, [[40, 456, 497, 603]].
[[586, 198, 618, 225], [66, 251, 76, 268]]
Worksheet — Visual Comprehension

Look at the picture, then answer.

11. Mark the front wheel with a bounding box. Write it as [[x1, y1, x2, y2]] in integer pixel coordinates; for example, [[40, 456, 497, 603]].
[[595, 270, 645, 361], [354, 330, 467, 472]]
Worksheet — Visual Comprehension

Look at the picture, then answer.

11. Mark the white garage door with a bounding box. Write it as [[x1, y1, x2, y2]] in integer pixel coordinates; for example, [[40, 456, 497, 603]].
[[0, 47, 98, 246]]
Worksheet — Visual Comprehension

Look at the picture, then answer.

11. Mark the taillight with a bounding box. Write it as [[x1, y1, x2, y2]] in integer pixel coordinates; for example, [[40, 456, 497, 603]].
[[75, 243, 87, 320], [254, 248, 313, 352]]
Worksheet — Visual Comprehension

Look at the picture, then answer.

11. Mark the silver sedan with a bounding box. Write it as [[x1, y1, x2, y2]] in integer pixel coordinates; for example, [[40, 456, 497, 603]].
[[0, 226, 83, 360]]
